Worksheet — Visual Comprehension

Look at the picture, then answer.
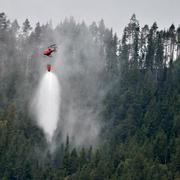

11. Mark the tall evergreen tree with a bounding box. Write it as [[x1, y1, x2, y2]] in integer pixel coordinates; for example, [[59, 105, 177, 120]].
[[120, 26, 129, 75], [155, 31, 164, 80], [177, 26, 180, 59], [168, 24, 176, 66], [126, 14, 140, 69], [105, 30, 119, 79], [145, 22, 158, 70], [139, 25, 149, 69], [22, 19, 32, 38]]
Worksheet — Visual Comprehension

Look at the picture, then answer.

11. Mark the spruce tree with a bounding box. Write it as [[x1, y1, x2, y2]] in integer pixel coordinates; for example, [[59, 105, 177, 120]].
[[22, 19, 32, 38], [145, 22, 158, 70]]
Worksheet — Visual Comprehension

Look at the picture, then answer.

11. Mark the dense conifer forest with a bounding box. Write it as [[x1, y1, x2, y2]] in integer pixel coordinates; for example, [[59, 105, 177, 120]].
[[0, 13, 180, 179]]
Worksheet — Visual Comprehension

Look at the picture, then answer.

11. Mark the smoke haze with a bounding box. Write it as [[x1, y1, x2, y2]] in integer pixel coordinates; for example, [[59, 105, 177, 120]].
[[52, 22, 106, 147]]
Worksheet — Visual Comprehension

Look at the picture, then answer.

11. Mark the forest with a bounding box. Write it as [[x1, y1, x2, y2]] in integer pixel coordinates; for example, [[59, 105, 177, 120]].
[[0, 12, 180, 179]]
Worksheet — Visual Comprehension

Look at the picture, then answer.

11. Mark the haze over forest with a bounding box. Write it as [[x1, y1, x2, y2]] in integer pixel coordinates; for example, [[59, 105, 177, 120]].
[[0, 12, 180, 179]]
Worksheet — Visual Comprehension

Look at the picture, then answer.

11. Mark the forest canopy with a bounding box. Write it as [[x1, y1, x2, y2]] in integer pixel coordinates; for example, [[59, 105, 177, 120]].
[[0, 13, 180, 179]]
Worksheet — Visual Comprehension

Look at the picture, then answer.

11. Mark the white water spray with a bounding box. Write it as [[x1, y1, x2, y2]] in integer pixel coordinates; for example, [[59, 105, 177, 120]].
[[32, 72, 61, 143]]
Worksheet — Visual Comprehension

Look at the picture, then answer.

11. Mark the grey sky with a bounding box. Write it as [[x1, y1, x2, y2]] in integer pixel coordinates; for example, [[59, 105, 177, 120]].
[[0, 0, 179, 35]]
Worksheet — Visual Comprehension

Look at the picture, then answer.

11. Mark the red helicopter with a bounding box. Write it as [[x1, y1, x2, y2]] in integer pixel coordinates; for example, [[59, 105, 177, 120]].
[[43, 44, 57, 72]]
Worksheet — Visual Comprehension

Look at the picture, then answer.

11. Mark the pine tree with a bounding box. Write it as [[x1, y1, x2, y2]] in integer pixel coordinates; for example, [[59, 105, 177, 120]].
[[89, 22, 98, 41], [98, 19, 106, 41], [168, 24, 176, 66], [63, 135, 70, 175], [0, 12, 10, 42], [22, 19, 32, 38], [34, 22, 41, 43], [153, 129, 168, 164], [145, 22, 158, 70], [139, 25, 149, 69], [120, 26, 129, 75], [29, 22, 42, 46], [155, 31, 164, 81], [176, 26, 180, 59], [79, 148, 87, 168], [126, 14, 140, 69], [105, 30, 119, 79], [69, 148, 78, 174], [0, 12, 9, 31], [11, 20, 20, 36]]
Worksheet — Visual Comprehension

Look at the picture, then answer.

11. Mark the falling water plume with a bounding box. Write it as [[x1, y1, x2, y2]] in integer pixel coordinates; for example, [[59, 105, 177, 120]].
[[32, 72, 61, 143]]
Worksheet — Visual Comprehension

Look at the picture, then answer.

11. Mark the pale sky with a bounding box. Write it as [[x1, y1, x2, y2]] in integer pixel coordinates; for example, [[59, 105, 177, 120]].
[[0, 0, 179, 36]]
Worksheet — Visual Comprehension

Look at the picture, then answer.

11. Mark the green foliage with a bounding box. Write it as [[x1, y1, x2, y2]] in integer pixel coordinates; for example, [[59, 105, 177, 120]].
[[0, 12, 179, 179]]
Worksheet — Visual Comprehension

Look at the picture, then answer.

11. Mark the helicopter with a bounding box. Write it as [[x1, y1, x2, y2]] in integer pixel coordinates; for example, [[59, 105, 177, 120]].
[[43, 44, 57, 71]]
